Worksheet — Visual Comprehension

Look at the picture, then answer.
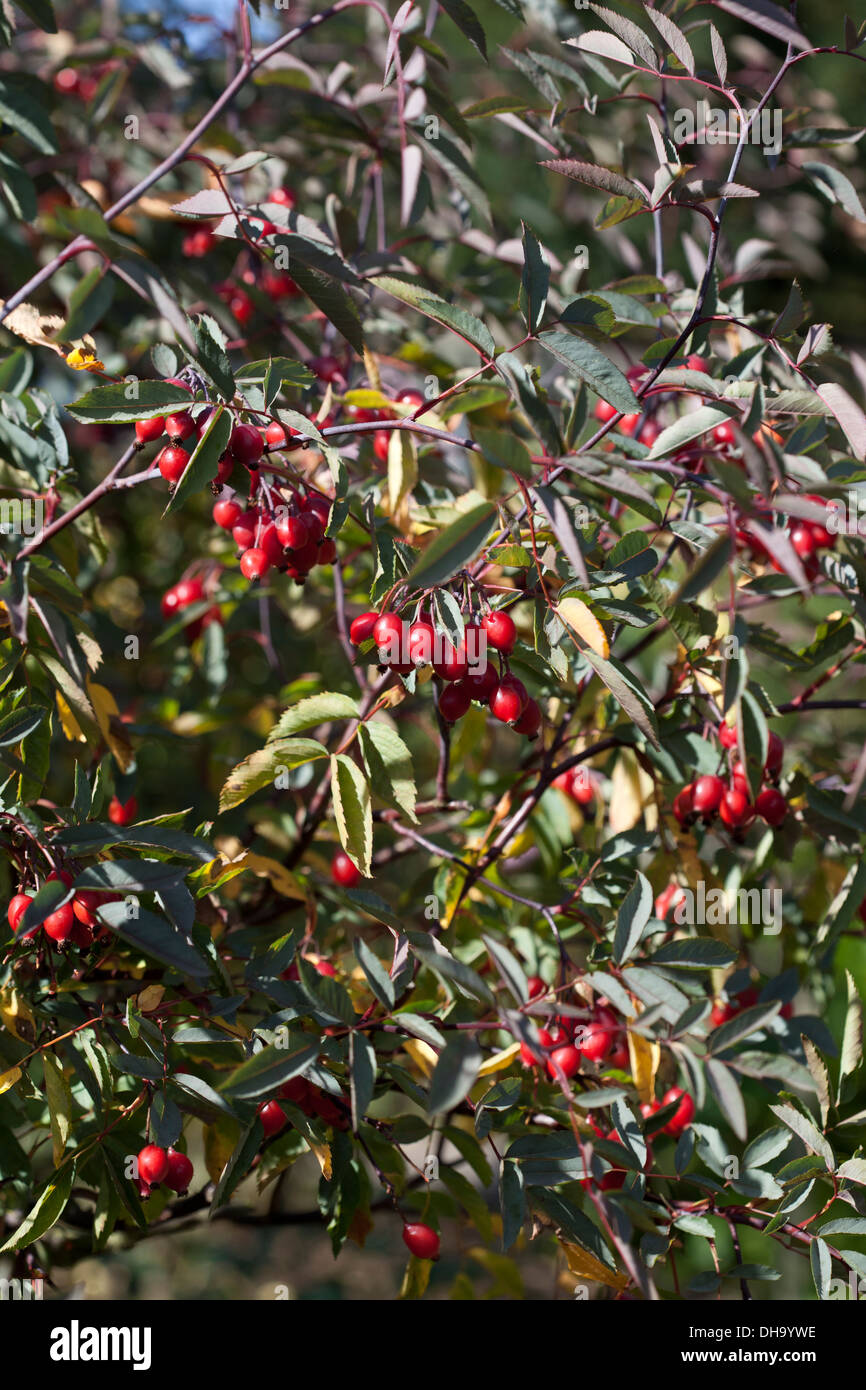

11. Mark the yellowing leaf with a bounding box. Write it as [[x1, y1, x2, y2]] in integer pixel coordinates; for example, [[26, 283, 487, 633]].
[[556, 597, 609, 658], [562, 1241, 628, 1292], [307, 1138, 332, 1180], [136, 985, 165, 1014], [0, 987, 36, 1044], [477, 1042, 521, 1076], [627, 1028, 660, 1106], [403, 1038, 438, 1078], [66, 346, 105, 372], [0, 1066, 22, 1095], [87, 680, 134, 772], [608, 750, 646, 835], [204, 1117, 239, 1184], [56, 692, 86, 743], [200, 849, 305, 900]]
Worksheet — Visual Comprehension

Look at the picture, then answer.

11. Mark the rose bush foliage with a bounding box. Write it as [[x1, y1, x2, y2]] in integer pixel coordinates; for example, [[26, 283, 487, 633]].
[[0, 0, 866, 1300]]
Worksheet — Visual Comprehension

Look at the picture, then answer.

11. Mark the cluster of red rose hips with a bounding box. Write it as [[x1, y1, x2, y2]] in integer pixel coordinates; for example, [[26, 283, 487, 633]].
[[160, 576, 222, 639], [135, 1143, 194, 1198], [518, 1002, 630, 1078], [53, 62, 117, 103], [551, 765, 597, 812], [673, 725, 787, 832], [738, 493, 836, 579], [257, 1075, 348, 1138], [349, 605, 543, 735], [135, 398, 337, 586], [205, 187, 300, 321], [6, 868, 119, 949]]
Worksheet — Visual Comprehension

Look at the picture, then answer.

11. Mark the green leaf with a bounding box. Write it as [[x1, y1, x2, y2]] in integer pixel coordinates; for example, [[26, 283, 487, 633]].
[[98, 901, 210, 980], [582, 649, 660, 747], [354, 938, 395, 1010], [72, 859, 187, 893], [66, 379, 192, 423], [470, 425, 534, 478], [538, 330, 639, 415], [288, 262, 365, 353], [519, 221, 549, 334], [0, 75, 56, 153], [268, 691, 359, 741], [613, 872, 653, 964], [43, 1051, 72, 1165], [13, 0, 59, 33], [219, 737, 327, 813], [541, 159, 646, 203], [838, 969, 863, 1103], [647, 405, 738, 459], [0, 1162, 74, 1253], [192, 315, 236, 401], [331, 753, 372, 875], [428, 1036, 482, 1114], [770, 1103, 835, 1169], [437, 0, 487, 58], [358, 721, 417, 824], [810, 1236, 833, 1298], [55, 822, 213, 861], [654, 939, 739, 972], [803, 160, 866, 222], [707, 1002, 780, 1050], [406, 503, 496, 589], [705, 1058, 747, 1140], [349, 1032, 376, 1130], [209, 1121, 260, 1214], [371, 275, 495, 357], [60, 267, 114, 341], [164, 405, 232, 516], [222, 1039, 320, 1100]]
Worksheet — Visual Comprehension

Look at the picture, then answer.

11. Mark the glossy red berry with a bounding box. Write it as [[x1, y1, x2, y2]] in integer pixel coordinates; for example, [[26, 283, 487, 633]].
[[373, 612, 404, 657], [711, 1000, 737, 1027], [240, 548, 269, 581], [719, 788, 753, 828], [231, 508, 261, 551], [513, 697, 541, 738], [349, 611, 379, 645], [527, 975, 546, 999], [164, 411, 195, 442], [372, 430, 390, 462], [231, 423, 264, 467], [163, 1148, 194, 1195], [265, 421, 290, 448], [756, 787, 787, 827], [594, 400, 618, 423], [578, 1019, 613, 1063], [72, 891, 101, 928], [718, 721, 738, 749], [7, 893, 33, 933], [108, 795, 137, 826], [135, 416, 165, 444], [547, 1045, 582, 1080], [481, 610, 517, 655], [257, 1100, 287, 1138], [686, 353, 709, 372], [402, 1223, 440, 1260], [268, 186, 296, 207], [213, 498, 243, 531], [464, 662, 499, 702], [691, 774, 725, 817], [138, 1144, 169, 1186], [672, 785, 695, 826], [489, 674, 528, 725], [438, 681, 472, 724], [182, 228, 214, 258], [331, 851, 361, 888], [790, 524, 817, 560], [432, 637, 468, 682], [156, 446, 189, 484], [408, 619, 436, 667], [661, 1087, 695, 1137], [713, 421, 736, 446], [765, 731, 783, 776]]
